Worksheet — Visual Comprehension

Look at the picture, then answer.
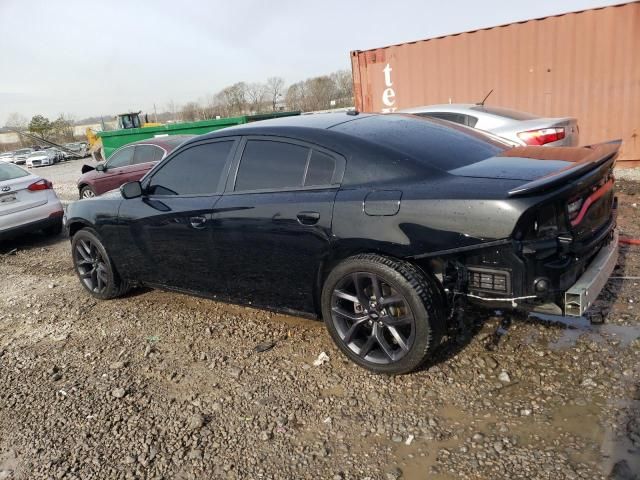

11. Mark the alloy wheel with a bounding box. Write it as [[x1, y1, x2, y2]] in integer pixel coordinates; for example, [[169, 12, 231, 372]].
[[74, 238, 109, 294], [330, 272, 416, 365], [81, 189, 95, 198]]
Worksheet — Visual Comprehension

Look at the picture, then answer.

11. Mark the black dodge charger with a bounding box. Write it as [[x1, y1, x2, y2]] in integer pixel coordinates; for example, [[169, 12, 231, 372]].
[[65, 113, 619, 374]]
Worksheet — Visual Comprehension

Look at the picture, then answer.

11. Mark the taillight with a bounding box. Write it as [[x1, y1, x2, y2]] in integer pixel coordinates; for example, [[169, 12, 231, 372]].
[[28, 179, 53, 191], [517, 127, 565, 146]]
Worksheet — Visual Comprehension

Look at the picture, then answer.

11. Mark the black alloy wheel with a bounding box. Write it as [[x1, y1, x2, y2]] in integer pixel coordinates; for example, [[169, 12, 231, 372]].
[[74, 237, 109, 294], [330, 272, 416, 364], [71, 229, 129, 299], [322, 254, 444, 374]]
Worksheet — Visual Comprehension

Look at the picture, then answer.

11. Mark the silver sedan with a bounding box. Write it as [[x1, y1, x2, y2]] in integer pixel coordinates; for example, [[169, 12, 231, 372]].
[[400, 104, 579, 147]]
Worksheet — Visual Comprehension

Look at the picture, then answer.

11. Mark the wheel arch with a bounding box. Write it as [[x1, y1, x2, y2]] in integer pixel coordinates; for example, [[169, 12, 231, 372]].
[[313, 244, 445, 317], [67, 219, 94, 238]]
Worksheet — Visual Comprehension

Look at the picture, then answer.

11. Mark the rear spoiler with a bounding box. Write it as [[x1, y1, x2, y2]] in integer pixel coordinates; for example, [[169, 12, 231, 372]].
[[508, 140, 621, 197]]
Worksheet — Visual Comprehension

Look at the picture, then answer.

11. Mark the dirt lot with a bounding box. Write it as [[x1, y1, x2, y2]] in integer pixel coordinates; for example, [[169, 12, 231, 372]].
[[0, 161, 639, 480]]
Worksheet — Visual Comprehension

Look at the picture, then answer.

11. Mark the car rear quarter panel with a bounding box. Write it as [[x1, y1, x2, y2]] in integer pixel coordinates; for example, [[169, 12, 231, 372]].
[[331, 178, 532, 260]]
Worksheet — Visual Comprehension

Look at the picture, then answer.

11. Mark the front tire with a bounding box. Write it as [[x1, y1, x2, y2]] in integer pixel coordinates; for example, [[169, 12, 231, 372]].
[[321, 254, 445, 374], [71, 229, 129, 299], [79, 185, 96, 199]]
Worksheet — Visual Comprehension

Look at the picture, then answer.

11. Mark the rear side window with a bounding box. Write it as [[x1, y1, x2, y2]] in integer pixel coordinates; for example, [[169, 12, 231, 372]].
[[133, 145, 164, 165], [235, 140, 310, 191], [305, 150, 335, 186], [107, 147, 134, 168], [334, 115, 506, 171], [418, 112, 478, 128], [0, 163, 29, 181], [148, 141, 234, 195]]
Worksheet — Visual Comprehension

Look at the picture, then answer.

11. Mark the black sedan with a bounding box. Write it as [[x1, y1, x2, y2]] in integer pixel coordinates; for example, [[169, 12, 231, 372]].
[[65, 113, 619, 374]]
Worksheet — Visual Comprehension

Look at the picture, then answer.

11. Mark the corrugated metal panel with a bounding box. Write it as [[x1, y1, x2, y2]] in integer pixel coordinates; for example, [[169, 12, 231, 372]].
[[351, 2, 640, 161]]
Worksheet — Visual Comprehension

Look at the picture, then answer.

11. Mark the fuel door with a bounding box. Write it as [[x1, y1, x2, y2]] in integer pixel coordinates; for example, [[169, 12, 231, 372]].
[[364, 190, 402, 216]]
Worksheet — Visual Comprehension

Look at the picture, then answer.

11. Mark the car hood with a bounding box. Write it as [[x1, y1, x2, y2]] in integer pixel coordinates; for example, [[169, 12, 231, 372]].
[[448, 145, 606, 181]]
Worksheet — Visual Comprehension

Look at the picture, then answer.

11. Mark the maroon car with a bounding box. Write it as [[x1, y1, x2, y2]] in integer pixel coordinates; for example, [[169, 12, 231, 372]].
[[77, 136, 193, 198]]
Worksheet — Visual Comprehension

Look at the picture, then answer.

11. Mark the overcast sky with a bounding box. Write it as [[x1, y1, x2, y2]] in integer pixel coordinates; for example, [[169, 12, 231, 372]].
[[0, 0, 624, 125]]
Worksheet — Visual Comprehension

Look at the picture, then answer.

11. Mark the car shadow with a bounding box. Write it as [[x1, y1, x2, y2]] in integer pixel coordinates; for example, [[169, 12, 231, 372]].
[[0, 230, 67, 255]]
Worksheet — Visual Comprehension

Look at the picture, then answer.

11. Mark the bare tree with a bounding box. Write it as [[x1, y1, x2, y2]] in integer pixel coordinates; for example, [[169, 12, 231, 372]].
[[246, 82, 268, 114], [51, 114, 75, 141], [166, 100, 178, 122], [181, 102, 203, 122], [219, 82, 248, 117], [5, 112, 28, 130], [266, 77, 286, 111], [330, 70, 354, 107]]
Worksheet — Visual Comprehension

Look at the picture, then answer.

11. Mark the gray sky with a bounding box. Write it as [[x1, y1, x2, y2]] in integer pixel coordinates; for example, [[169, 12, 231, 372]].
[[0, 0, 624, 125]]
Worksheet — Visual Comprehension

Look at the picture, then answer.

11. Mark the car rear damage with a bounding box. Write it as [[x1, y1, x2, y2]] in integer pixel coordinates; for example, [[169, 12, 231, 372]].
[[430, 141, 620, 318]]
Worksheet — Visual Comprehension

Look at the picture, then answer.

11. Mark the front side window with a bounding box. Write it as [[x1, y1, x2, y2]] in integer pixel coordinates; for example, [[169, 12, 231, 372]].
[[235, 140, 310, 191], [148, 141, 234, 195], [107, 147, 134, 168], [133, 145, 164, 165]]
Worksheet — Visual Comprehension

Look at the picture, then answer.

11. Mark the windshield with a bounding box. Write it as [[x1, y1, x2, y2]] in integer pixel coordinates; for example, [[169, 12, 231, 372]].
[[29, 151, 45, 157], [15, 149, 31, 154], [0, 162, 30, 181], [471, 105, 538, 120]]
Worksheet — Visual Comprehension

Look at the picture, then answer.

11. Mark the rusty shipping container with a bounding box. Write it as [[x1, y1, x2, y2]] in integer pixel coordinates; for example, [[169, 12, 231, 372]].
[[351, 2, 640, 161]]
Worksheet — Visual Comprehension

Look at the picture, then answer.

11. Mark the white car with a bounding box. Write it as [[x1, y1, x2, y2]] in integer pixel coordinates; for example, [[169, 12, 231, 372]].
[[400, 104, 579, 147], [26, 150, 56, 168], [11, 148, 33, 165], [0, 152, 14, 163], [0, 162, 63, 240]]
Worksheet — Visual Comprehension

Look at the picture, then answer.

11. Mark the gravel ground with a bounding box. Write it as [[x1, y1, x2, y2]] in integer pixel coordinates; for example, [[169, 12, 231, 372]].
[[0, 162, 639, 479]]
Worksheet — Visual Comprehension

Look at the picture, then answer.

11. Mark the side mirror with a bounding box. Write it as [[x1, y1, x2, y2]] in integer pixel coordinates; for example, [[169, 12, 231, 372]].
[[121, 181, 143, 199], [95, 163, 106, 172]]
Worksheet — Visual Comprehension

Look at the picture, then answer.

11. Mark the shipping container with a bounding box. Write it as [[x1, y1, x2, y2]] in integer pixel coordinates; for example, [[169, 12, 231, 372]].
[[351, 2, 640, 161]]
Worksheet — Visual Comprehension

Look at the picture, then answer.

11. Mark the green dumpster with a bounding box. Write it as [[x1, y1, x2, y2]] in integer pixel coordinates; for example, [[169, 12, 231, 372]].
[[97, 111, 300, 159]]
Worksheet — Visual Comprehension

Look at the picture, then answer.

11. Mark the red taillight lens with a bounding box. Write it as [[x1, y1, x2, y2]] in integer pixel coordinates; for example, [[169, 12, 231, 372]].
[[27, 179, 53, 191], [517, 127, 565, 146]]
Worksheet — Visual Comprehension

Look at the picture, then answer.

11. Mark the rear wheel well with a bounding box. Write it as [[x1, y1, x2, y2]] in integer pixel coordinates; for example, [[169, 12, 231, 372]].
[[314, 250, 447, 317]]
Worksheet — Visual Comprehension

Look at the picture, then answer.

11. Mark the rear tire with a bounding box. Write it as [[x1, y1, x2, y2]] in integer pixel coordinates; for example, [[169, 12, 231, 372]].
[[321, 253, 445, 375], [71, 228, 130, 300]]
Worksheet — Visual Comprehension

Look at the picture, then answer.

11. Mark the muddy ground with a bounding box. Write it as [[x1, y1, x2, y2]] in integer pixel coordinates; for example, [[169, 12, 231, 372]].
[[0, 161, 639, 479]]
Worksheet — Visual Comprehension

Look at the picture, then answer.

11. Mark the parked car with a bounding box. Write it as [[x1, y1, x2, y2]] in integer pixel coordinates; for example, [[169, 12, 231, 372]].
[[26, 149, 57, 168], [0, 162, 63, 240], [400, 104, 579, 147], [0, 152, 14, 163], [45, 147, 65, 163], [11, 148, 33, 165], [64, 142, 89, 158], [76, 136, 193, 198], [65, 113, 618, 374]]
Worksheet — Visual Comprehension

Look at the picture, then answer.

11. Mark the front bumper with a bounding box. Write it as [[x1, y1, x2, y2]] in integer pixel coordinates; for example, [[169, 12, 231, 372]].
[[564, 230, 618, 316]]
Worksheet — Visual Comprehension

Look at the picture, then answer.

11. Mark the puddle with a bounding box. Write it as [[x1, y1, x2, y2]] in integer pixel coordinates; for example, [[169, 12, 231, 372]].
[[529, 313, 640, 350]]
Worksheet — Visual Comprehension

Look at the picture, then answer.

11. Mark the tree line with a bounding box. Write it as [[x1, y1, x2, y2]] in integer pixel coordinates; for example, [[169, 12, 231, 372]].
[[175, 69, 353, 122], [2, 68, 354, 147]]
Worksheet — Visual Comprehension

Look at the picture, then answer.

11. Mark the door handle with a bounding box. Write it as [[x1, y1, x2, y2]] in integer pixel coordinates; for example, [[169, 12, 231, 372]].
[[189, 216, 207, 229], [296, 211, 320, 225]]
